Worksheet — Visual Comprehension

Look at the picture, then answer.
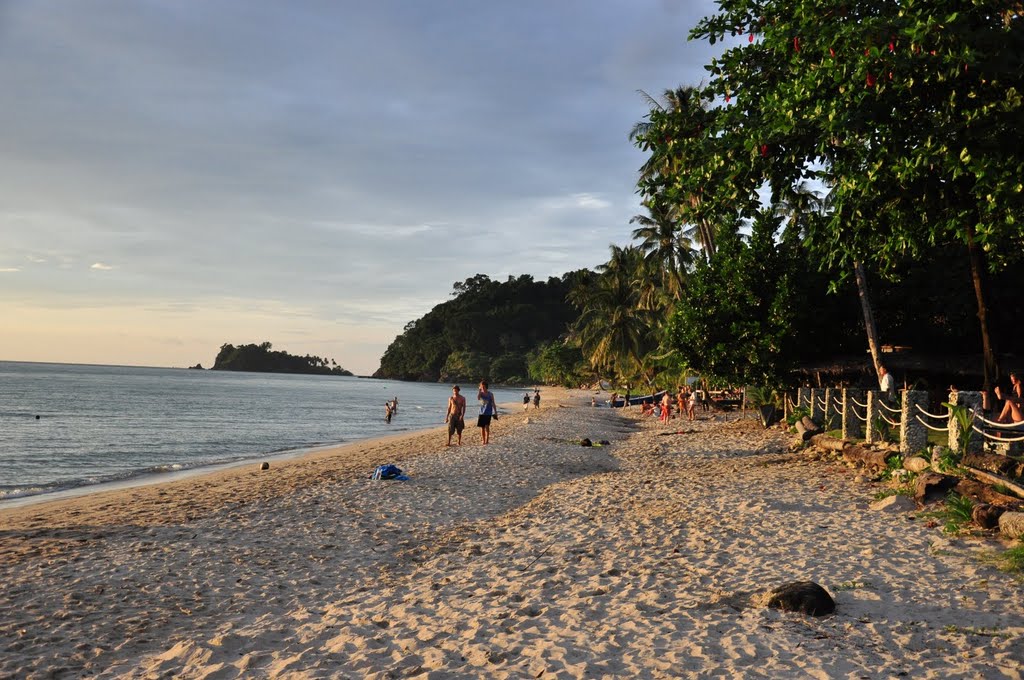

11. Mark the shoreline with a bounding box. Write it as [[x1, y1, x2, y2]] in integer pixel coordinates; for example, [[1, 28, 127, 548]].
[[0, 387, 583, 527], [0, 384, 570, 514]]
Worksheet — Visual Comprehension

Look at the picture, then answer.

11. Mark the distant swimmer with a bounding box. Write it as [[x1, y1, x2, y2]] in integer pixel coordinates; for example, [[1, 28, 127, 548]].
[[385, 401, 394, 424]]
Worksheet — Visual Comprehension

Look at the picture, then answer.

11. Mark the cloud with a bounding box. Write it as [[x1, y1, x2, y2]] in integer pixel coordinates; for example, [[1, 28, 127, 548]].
[[0, 0, 725, 373], [0, 267, 20, 273]]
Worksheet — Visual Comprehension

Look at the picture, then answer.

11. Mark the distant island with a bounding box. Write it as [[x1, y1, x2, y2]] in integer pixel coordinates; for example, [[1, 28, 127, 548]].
[[211, 342, 353, 376]]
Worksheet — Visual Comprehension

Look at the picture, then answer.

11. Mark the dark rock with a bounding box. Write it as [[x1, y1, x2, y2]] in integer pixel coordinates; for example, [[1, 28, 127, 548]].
[[914, 472, 959, 504], [580, 438, 592, 447], [260, 462, 270, 471], [599, 440, 611, 445], [765, 581, 835, 617], [972, 503, 1005, 530]]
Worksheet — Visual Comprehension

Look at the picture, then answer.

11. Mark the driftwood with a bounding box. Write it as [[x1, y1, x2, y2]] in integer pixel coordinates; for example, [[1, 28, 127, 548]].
[[915, 472, 959, 503], [962, 452, 1024, 479], [965, 467, 1024, 500], [973, 504, 1006, 530], [795, 417, 821, 442], [843, 445, 890, 470], [954, 479, 1023, 509], [808, 434, 848, 452]]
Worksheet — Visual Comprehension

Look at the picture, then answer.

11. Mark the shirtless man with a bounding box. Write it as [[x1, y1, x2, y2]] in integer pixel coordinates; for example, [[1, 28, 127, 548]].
[[445, 385, 467, 446]]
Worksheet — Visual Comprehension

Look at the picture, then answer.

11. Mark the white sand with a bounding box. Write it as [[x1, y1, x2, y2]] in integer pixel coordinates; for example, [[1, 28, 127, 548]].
[[1, 392, 1022, 678]]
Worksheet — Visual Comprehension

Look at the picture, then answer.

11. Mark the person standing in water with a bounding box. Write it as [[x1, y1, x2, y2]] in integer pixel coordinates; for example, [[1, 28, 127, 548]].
[[477, 380, 497, 445]]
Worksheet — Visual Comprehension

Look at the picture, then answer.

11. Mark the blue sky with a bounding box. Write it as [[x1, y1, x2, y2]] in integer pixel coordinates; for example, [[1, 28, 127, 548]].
[[0, 0, 719, 374]]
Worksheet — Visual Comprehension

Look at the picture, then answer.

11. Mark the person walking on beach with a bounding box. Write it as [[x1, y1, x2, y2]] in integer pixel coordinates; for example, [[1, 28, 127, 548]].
[[660, 391, 672, 423], [477, 380, 497, 445], [533, 389, 541, 409], [445, 385, 467, 446], [523, 392, 531, 411], [687, 389, 698, 421], [677, 388, 686, 419]]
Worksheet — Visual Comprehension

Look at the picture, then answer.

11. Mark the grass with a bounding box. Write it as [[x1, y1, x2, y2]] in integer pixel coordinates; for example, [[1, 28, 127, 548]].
[[927, 430, 949, 447], [979, 544, 1024, 577], [918, 492, 975, 535]]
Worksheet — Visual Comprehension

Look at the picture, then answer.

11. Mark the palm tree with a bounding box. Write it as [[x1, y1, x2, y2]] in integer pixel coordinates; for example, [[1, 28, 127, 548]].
[[630, 199, 694, 300], [569, 245, 655, 379], [630, 86, 722, 260]]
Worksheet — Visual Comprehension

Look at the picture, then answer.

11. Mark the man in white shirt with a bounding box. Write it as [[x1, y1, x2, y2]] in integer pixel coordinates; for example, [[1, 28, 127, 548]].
[[878, 365, 895, 397]]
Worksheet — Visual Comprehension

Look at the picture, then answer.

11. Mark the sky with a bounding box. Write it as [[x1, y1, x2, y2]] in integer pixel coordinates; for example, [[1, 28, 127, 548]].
[[0, 0, 721, 375]]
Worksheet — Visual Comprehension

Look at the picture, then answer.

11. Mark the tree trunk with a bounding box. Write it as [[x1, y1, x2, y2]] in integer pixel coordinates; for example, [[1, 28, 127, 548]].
[[843, 444, 890, 470], [854, 261, 883, 376], [965, 224, 998, 391], [809, 433, 848, 452], [954, 479, 1023, 509]]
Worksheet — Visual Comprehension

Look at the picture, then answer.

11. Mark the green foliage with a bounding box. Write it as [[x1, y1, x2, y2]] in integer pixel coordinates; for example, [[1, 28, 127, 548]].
[[375, 273, 581, 383], [935, 446, 963, 473], [943, 402, 975, 454], [787, 406, 810, 427], [942, 492, 975, 535], [212, 342, 353, 376], [527, 341, 589, 387]]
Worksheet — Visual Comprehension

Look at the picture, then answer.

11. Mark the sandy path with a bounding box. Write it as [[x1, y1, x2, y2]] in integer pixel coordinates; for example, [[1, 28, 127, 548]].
[[2, 396, 1022, 678]]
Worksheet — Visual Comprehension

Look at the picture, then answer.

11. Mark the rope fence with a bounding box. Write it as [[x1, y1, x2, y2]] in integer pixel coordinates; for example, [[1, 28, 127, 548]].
[[971, 409, 1024, 430], [878, 411, 900, 428], [833, 396, 843, 409], [878, 400, 902, 414], [914, 415, 949, 432], [816, 397, 828, 410], [851, 406, 868, 423], [914, 404, 949, 420], [971, 424, 1024, 443], [851, 397, 869, 409]]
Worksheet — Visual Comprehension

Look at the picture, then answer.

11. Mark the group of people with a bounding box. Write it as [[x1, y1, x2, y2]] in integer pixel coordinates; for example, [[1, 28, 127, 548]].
[[636, 385, 710, 422], [445, 381, 499, 446], [522, 390, 541, 410], [384, 397, 399, 423]]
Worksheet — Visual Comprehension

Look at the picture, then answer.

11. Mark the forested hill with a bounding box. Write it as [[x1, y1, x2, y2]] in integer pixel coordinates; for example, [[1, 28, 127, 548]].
[[212, 342, 353, 376], [373, 273, 586, 383]]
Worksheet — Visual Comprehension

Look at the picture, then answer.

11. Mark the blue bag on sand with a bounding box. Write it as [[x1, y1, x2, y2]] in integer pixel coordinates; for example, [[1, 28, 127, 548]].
[[371, 464, 407, 481]]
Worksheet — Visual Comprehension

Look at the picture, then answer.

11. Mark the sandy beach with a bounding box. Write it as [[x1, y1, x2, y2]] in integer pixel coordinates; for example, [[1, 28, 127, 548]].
[[2, 390, 1023, 679]]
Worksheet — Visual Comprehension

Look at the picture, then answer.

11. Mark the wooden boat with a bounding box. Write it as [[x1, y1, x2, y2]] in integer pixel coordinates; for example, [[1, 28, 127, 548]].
[[609, 390, 667, 408]]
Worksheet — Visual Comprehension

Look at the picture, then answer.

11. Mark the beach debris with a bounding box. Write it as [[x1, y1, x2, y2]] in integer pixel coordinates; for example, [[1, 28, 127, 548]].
[[764, 581, 835, 617], [580, 438, 592, 447], [370, 464, 408, 481], [869, 495, 917, 513], [998, 511, 1024, 539], [914, 472, 959, 504], [972, 503, 1005, 530], [260, 462, 270, 470]]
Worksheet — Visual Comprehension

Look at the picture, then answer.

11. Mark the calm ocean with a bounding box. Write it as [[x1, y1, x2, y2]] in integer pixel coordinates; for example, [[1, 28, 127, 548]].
[[0, 361, 521, 504]]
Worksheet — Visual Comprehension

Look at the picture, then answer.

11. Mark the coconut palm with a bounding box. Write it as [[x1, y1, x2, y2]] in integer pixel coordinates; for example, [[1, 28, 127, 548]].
[[630, 199, 694, 300]]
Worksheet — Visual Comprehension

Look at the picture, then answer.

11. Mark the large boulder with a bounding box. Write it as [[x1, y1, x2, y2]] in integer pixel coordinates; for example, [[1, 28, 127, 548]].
[[869, 494, 917, 513], [764, 581, 835, 617], [998, 511, 1024, 539], [903, 456, 930, 473]]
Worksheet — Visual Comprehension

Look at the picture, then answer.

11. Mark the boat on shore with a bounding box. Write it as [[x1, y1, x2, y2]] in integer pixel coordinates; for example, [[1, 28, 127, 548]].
[[608, 390, 668, 408]]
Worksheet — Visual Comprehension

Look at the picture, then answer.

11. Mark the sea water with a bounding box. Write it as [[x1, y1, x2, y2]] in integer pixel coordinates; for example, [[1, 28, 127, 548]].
[[0, 361, 519, 503]]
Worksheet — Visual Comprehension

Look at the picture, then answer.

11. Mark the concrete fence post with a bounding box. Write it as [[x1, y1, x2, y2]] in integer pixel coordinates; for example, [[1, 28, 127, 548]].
[[842, 388, 865, 440], [901, 390, 928, 455], [948, 390, 983, 455]]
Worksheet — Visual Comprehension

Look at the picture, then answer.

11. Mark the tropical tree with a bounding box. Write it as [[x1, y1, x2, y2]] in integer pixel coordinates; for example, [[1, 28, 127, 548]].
[[690, 0, 1024, 387], [569, 245, 656, 380], [629, 200, 693, 300]]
